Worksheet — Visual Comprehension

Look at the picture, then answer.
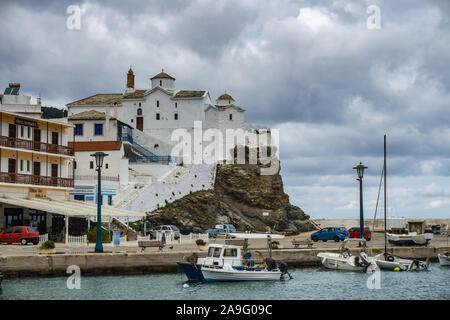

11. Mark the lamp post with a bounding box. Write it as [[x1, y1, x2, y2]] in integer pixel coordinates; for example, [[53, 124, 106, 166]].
[[353, 162, 367, 240], [91, 151, 108, 253]]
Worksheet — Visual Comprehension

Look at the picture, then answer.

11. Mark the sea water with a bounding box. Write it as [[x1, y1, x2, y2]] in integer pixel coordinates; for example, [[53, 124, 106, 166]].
[[1, 264, 448, 300]]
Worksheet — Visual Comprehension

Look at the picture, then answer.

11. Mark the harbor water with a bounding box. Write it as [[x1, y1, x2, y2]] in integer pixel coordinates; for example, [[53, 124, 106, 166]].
[[1, 264, 448, 300]]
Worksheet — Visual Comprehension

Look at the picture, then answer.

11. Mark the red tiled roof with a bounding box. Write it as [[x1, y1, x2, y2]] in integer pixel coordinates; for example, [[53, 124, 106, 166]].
[[69, 141, 122, 151]]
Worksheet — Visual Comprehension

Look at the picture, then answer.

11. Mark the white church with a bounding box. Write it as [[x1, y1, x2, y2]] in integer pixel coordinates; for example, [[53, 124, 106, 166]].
[[66, 68, 270, 214]]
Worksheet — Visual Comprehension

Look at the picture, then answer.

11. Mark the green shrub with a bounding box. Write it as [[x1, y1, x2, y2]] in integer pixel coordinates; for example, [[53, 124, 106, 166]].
[[39, 240, 55, 250], [196, 239, 206, 246], [83, 228, 111, 243]]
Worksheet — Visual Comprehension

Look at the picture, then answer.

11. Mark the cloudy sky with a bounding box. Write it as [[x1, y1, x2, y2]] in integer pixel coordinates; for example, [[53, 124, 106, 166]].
[[1, 0, 449, 219]]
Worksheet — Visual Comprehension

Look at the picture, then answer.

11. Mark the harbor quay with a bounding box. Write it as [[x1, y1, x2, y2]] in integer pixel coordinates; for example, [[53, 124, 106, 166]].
[[1, 233, 448, 278]]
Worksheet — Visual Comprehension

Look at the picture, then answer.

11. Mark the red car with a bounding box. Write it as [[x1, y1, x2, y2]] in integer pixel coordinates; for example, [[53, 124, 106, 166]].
[[0, 226, 40, 245], [348, 227, 372, 241]]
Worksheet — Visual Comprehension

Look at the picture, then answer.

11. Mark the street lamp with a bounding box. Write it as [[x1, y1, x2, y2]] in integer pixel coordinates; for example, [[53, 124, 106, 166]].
[[91, 151, 108, 253], [353, 162, 368, 240]]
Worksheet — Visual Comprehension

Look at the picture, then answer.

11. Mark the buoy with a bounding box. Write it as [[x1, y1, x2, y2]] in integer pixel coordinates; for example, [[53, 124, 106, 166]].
[[394, 267, 400, 272]]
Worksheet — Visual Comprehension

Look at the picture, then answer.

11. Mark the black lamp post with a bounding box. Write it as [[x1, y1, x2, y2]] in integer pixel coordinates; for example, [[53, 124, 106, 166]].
[[353, 162, 368, 239], [91, 151, 108, 253]]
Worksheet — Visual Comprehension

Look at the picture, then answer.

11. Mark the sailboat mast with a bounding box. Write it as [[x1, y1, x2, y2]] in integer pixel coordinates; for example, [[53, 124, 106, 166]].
[[384, 134, 387, 257]]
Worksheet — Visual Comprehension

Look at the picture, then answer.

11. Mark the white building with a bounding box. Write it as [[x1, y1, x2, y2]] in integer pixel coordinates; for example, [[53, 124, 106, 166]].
[[0, 83, 42, 116], [66, 68, 246, 154], [67, 110, 130, 205]]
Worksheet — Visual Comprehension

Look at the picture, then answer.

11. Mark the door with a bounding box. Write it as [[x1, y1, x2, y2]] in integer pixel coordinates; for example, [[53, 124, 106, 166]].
[[8, 158, 16, 182], [33, 161, 41, 176], [52, 132, 59, 145], [2, 227, 14, 243], [136, 117, 143, 131], [8, 124, 16, 138], [33, 129, 41, 151], [12, 227, 23, 243]]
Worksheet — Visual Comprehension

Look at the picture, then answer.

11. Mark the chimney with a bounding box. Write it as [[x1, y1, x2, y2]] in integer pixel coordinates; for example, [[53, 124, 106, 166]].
[[37, 93, 41, 105]]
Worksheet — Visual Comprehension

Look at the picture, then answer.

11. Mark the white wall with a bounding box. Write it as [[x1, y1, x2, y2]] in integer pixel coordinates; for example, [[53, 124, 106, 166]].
[[69, 118, 117, 142]]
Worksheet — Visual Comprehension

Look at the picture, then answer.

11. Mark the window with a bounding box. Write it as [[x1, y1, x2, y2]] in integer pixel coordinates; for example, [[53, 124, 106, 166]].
[[20, 160, 23, 171], [224, 248, 238, 257], [74, 124, 83, 135], [27, 127, 31, 138], [175, 102, 177, 108], [27, 160, 30, 172], [74, 195, 85, 201], [159, 80, 162, 86], [74, 161, 77, 169], [174, 113, 178, 120], [21, 126, 24, 137], [14, 228, 23, 233], [213, 248, 222, 258], [156, 113, 160, 120], [108, 195, 112, 206], [157, 100, 159, 107], [139, 102, 141, 107], [229, 114, 233, 121], [90, 161, 94, 169], [105, 163, 109, 169], [137, 108, 142, 115], [27, 227, 37, 233], [94, 123, 103, 135]]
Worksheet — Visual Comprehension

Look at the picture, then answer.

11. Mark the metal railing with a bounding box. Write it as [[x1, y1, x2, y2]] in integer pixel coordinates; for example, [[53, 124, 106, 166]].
[[0, 172, 74, 188], [74, 175, 119, 182], [38, 233, 48, 244], [0, 135, 74, 156]]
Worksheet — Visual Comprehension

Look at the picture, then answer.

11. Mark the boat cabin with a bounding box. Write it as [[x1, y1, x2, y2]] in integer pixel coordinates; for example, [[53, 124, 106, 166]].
[[197, 244, 243, 268]]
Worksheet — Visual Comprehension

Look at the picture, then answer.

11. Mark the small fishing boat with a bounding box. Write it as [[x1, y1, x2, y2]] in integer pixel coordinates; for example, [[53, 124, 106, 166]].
[[438, 253, 450, 266], [373, 253, 429, 271], [317, 239, 377, 272], [387, 232, 433, 246], [177, 233, 290, 282]]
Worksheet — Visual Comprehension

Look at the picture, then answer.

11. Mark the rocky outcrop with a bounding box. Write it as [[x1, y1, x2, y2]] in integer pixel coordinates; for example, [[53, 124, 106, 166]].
[[143, 161, 313, 235]]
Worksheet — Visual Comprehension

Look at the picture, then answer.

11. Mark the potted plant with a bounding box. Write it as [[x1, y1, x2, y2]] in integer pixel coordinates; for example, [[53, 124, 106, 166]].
[[271, 241, 282, 250], [196, 239, 207, 251], [38, 240, 56, 254]]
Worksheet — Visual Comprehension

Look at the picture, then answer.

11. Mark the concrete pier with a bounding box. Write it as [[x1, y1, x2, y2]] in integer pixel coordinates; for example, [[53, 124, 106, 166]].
[[0, 246, 447, 278]]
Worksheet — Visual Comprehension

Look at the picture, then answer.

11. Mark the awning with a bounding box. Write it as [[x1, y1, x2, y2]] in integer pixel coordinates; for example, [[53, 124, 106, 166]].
[[0, 195, 145, 219]]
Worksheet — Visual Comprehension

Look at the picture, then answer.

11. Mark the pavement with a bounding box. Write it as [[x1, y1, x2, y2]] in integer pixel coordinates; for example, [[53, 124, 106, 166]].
[[0, 232, 448, 256]]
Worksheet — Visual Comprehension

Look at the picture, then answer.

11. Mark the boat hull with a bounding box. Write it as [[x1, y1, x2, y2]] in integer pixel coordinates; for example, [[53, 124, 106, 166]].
[[177, 262, 204, 281], [387, 233, 433, 246], [318, 253, 365, 271], [201, 266, 282, 281], [438, 254, 450, 266]]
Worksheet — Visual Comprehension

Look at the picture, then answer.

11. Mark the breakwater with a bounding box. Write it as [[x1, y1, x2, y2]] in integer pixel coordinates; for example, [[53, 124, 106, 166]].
[[0, 246, 447, 278]]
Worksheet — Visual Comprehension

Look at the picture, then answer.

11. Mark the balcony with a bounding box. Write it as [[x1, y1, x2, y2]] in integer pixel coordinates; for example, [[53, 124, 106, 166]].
[[0, 135, 74, 156], [0, 172, 74, 188]]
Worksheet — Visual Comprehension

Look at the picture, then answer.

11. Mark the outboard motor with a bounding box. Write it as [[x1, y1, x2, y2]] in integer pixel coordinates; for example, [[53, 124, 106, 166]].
[[278, 261, 293, 280], [264, 258, 277, 271]]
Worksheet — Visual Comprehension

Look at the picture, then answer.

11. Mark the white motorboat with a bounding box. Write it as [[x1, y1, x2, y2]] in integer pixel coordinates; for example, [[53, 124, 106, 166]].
[[317, 239, 377, 272], [178, 233, 290, 282], [438, 253, 450, 266], [373, 253, 429, 271], [387, 232, 433, 246]]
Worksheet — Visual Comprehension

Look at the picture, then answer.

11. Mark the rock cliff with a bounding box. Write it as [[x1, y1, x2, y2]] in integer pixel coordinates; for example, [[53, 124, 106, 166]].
[[142, 162, 314, 235]]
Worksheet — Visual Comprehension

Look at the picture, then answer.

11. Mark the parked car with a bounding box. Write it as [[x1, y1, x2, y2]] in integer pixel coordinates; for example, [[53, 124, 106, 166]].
[[205, 224, 236, 238], [150, 225, 180, 240], [348, 227, 372, 241], [0, 226, 39, 245], [311, 227, 349, 242], [180, 225, 203, 236]]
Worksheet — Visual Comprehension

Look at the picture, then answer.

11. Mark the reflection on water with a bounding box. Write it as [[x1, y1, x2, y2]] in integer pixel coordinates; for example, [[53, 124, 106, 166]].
[[0, 264, 449, 300]]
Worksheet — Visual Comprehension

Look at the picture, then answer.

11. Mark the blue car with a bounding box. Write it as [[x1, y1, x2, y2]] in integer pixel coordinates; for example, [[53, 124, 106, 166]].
[[205, 224, 236, 238], [311, 227, 349, 242]]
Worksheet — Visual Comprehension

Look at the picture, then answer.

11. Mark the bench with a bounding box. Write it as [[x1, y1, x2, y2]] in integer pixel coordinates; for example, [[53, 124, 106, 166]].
[[138, 240, 165, 252], [292, 239, 314, 249]]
